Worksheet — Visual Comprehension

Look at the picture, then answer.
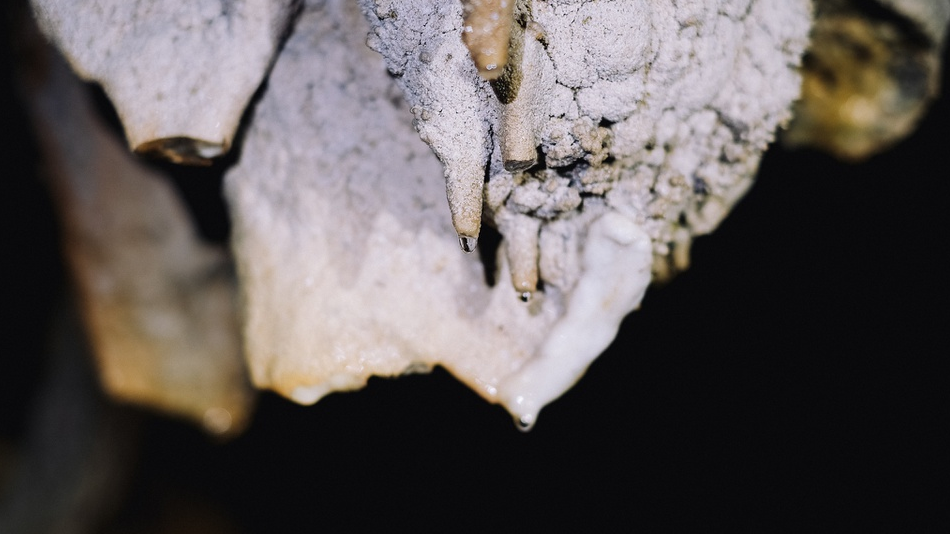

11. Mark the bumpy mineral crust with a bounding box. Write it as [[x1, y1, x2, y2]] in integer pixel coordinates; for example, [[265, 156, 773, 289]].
[[23, 0, 813, 427], [222, 0, 810, 424], [362, 0, 811, 284]]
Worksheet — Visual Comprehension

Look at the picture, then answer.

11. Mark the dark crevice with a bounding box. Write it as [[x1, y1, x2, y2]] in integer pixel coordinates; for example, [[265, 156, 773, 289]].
[[87, 83, 124, 140], [554, 159, 586, 182], [150, 159, 233, 245], [691, 175, 709, 197], [476, 223, 502, 288], [524, 144, 547, 173], [82, 74, 273, 245]]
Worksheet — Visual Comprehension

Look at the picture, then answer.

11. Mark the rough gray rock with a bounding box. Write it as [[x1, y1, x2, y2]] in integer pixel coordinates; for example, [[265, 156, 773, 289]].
[[363, 0, 811, 281], [30, 0, 299, 163], [226, 0, 810, 424]]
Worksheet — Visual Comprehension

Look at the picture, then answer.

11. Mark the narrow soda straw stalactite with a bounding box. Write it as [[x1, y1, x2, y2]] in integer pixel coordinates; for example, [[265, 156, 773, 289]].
[[461, 0, 517, 80], [445, 165, 484, 252], [500, 211, 541, 301], [499, 20, 544, 173]]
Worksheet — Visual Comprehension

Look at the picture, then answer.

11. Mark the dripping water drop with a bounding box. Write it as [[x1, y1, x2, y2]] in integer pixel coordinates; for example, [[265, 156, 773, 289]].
[[458, 235, 478, 253], [519, 291, 532, 302], [515, 414, 536, 432]]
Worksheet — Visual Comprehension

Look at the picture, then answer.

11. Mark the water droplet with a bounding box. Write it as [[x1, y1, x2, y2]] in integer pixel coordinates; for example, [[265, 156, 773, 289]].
[[515, 414, 536, 432], [519, 291, 532, 302], [458, 235, 478, 253]]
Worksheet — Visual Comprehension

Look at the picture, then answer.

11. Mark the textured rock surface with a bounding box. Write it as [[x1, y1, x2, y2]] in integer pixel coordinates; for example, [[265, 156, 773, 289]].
[[29, 0, 298, 164], [226, 0, 576, 422], [363, 0, 812, 283], [24, 0, 816, 427], [21, 40, 253, 435], [226, 0, 810, 424]]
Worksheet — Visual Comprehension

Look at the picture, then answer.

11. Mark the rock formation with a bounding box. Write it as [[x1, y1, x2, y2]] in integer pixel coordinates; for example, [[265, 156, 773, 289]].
[[15, 0, 947, 430]]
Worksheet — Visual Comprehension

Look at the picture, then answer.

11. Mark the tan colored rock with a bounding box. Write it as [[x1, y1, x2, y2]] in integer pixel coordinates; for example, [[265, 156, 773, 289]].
[[784, 0, 950, 160], [22, 39, 253, 435]]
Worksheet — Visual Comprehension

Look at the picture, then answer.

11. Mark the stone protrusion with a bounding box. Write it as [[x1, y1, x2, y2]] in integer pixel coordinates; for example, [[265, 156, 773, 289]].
[[461, 0, 517, 79], [30, 0, 299, 164]]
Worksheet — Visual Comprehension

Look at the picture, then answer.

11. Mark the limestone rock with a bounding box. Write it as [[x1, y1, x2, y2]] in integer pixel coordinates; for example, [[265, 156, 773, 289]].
[[363, 0, 812, 281]]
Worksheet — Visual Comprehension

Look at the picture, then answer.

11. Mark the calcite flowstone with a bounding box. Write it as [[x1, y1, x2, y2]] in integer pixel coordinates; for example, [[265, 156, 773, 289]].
[[227, 0, 573, 420]]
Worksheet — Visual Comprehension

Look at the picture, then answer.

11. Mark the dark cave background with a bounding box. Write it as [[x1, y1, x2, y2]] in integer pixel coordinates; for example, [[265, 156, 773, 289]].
[[1, 7, 946, 533]]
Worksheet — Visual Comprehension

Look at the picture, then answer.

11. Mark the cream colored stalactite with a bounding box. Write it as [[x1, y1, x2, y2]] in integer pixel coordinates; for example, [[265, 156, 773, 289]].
[[498, 20, 551, 174]]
